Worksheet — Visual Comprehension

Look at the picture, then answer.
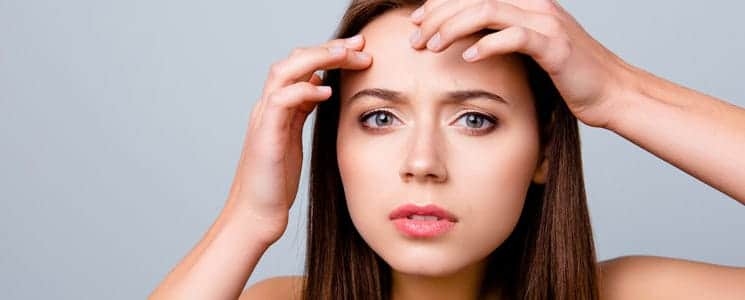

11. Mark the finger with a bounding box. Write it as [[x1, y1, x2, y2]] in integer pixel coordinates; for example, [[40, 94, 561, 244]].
[[462, 26, 547, 62], [263, 46, 372, 93], [498, 0, 563, 15], [258, 82, 332, 136], [409, 0, 450, 24], [295, 46, 372, 83], [494, 0, 579, 35], [410, 0, 477, 49], [261, 34, 365, 95], [433, 1, 562, 52], [320, 34, 366, 51], [254, 35, 362, 135], [463, 26, 570, 75]]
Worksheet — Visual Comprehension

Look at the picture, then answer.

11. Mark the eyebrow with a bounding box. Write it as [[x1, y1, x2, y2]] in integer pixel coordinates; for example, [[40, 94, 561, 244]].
[[346, 88, 510, 106]]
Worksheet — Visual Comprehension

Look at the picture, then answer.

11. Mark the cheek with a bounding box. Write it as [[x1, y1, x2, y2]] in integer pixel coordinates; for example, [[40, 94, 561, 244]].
[[460, 124, 540, 207], [337, 125, 400, 256], [447, 126, 540, 247], [337, 122, 400, 217]]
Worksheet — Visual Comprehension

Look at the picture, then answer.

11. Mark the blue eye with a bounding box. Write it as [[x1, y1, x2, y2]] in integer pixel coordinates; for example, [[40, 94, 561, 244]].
[[358, 110, 498, 134], [456, 112, 497, 132], [359, 110, 400, 130]]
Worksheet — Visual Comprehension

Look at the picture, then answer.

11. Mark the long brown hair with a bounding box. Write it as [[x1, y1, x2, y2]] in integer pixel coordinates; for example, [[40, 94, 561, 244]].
[[304, 1, 600, 299]]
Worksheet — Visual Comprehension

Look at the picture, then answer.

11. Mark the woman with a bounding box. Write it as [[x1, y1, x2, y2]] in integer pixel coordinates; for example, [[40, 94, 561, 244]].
[[149, 0, 745, 299]]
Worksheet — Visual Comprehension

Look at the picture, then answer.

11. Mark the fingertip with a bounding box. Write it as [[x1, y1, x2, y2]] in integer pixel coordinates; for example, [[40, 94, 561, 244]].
[[354, 51, 371, 61], [462, 46, 479, 62], [315, 85, 331, 94], [344, 34, 365, 49], [409, 28, 423, 49], [410, 7, 424, 23], [353, 51, 373, 69]]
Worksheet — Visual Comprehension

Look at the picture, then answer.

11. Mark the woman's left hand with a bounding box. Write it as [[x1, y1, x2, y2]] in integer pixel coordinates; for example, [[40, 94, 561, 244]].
[[409, 0, 638, 129]]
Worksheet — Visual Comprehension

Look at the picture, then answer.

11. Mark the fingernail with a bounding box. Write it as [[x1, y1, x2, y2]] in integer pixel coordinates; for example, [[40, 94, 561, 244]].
[[329, 46, 345, 56], [316, 86, 331, 93], [345, 34, 362, 46], [355, 51, 370, 60], [410, 7, 424, 22], [426, 33, 441, 51], [463, 47, 478, 61], [410, 28, 421, 45]]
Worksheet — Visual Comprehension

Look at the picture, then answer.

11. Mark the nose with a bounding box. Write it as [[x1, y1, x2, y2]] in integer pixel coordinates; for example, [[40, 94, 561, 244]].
[[398, 124, 448, 183]]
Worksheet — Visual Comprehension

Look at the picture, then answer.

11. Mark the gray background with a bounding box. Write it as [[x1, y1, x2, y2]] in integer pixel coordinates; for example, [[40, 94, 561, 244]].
[[1, 0, 743, 299]]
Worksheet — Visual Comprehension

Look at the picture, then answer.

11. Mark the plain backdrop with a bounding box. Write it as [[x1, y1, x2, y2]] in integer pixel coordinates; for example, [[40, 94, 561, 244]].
[[1, 0, 743, 299]]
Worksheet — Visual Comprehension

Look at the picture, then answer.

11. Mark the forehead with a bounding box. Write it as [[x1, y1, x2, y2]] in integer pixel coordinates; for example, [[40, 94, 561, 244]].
[[340, 8, 530, 104]]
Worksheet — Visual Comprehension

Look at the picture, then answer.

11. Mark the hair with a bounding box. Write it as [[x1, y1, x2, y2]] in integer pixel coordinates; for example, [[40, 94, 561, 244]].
[[304, 1, 600, 299]]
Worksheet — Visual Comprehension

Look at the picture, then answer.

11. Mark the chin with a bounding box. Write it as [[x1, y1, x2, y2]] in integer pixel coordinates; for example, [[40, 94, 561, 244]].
[[377, 243, 475, 277], [387, 258, 471, 277]]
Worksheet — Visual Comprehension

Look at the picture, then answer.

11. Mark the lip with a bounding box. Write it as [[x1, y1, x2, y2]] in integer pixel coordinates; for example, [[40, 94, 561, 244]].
[[388, 203, 459, 222], [389, 203, 458, 238]]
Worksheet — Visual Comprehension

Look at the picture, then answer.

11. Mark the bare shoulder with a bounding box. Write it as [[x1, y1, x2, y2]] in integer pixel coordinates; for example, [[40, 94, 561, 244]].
[[239, 275, 305, 300], [599, 255, 745, 300]]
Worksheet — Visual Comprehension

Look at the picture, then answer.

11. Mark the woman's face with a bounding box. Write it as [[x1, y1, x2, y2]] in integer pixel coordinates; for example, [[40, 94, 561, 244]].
[[336, 8, 546, 276]]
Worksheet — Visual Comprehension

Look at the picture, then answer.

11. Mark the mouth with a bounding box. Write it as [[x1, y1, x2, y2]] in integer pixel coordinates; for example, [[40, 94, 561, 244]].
[[388, 203, 459, 222], [388, 203, 458, 238]]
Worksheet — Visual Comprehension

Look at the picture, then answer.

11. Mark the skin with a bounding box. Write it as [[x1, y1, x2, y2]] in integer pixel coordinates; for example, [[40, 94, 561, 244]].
[[151, 1, 745, 299], [336, 9, 545, 300]]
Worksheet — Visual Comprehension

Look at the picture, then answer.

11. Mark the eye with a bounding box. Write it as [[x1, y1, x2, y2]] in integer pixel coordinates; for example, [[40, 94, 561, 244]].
[[358, 110, 498, 135], [359, 109, 401, 131], [454, 112, 498, 135]]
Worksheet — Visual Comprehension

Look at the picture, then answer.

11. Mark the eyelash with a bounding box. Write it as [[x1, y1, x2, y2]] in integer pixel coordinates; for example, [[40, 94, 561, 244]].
[[358, 109, 498, 135]]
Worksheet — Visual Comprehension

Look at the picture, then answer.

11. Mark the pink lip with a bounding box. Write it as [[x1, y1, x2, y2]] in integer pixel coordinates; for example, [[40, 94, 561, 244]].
[[388, 203, 458, 222], [389, 203, 458, 238]]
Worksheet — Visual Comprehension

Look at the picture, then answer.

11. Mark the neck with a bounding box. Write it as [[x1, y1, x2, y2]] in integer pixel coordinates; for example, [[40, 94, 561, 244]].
[[389, 258, 500, 300]]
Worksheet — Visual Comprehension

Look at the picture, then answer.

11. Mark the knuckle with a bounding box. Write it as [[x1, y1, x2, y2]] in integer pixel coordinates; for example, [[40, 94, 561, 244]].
[[540, 15, 564, 36], [438, 22, 454, 40], [543, 38, 571, 73], [555, 38, 573, 60], [481, 5, 497, 23], [265, 91, 287, 109], [418, 12, 438, 32], [541, 0, 562, 14], [269, 61, 286, 78], [419, 18, 434, 34], [482, 0, 499, 12], [513, 27, 531, 47], [289, 47, 306, 57]]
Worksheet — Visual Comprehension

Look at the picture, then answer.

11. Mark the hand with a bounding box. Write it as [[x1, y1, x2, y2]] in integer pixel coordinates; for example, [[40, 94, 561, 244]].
[[227, 35, 372, 244], [408, 0, 638, 129]]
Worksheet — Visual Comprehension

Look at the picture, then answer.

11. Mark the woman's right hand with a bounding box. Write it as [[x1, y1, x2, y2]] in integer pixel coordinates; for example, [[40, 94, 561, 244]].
[[226, 35, 372, 245]]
